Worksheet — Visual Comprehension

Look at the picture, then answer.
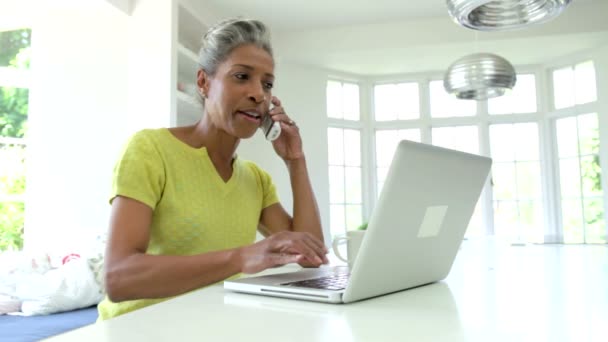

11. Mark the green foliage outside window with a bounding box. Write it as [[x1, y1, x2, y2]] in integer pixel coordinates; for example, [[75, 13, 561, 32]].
[[0, 28, 30, 251]]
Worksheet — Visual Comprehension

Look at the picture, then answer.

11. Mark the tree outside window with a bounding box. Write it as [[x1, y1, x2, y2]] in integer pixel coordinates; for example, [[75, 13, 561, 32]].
[[0, 28, 31, 251]]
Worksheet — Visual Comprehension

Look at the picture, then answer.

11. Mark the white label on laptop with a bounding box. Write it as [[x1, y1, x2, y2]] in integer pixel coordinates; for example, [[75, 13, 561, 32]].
[[417, 205, 448, 238]]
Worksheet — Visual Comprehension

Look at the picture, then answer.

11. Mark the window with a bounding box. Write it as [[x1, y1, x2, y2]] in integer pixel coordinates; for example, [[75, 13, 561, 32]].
[[375, 129, 421, 197], [0, 28, 31, 251], [327, 80, 360, 121], [326, 59, 602, 244], [490, 123, 544, 243], [551, 60, 604, 244], [553, 61, 597, 110], [429, 80, 476, 118], [488, 74, 537, 115], [327, 80, 363, 237], [556, 114, 604, 243], [374, 82, 419, 121]]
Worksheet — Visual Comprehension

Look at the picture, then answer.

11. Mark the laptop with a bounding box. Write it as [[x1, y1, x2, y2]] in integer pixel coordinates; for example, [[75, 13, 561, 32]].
[[224, 140, 492, 303]]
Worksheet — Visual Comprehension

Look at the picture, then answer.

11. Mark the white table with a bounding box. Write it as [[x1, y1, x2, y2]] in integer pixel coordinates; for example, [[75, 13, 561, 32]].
[[46, 239, 608, 342]]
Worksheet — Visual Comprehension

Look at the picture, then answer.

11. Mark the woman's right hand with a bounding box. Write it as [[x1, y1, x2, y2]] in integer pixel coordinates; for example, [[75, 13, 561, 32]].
[[236, 231, 328, 274]]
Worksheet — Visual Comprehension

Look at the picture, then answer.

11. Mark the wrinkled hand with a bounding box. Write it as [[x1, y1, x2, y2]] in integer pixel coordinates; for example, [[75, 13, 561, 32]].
[[267, 96, 304, 161], [237, 231, 328, 274]]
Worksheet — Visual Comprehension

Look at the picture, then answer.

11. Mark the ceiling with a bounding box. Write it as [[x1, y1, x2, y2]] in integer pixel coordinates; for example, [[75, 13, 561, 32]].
[[199, 0, 608, 76]]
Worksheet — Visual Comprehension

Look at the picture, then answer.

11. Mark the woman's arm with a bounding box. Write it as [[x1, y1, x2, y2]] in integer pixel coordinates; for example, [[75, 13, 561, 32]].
[[257, 96, 327, 265], [286, 156, 323, 241], [258, 157, 328, 267], [105, 196, 327, 302]]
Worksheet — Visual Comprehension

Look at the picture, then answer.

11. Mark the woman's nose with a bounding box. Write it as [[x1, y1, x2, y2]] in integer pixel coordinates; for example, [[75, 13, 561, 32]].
[[248, 84, 265, 103]]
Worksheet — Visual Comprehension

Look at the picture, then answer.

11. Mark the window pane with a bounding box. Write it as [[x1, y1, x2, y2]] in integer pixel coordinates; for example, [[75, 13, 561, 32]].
[[377, 167, 389, 198], [374, 84, 398, 121], [429, 80, 476, 118], [493, 163, 516, 200], [330, 204, 346, 237], [581, 155, 602, 197], [375, 130, 400, 167], [0, 201, 25, 250], [489, 124, 515, 162], [584, 198, 606, 243], [374, 83, 420, 121], [431, 126, 479, 154], [556, 117, 578, 158], [344, 167, 362, 204], [513, 123, 539, 161], [0, 29, 32, 68], [488, 74, 537, 114], [327, 128, 344, 165], [559, 158, 581, 198], [328, 166, 345, 203], [342, 83, 360, 121], [0, 87, 29, 138], [562, 199, 584, 243], [490, 122, 543, 242], [397, 83, 420, 120], [516, 162, 542, 199], [343, 129, 361, 166], [345, 204, 362, 231], [519, 201, 544, 243], [0, 141, 27, 196], [553, 67, 575, 109], [326, 81, 342, 119], [575, 61, 597, 105], [577, 113, 599, 156], [398, 129, 421, 143]]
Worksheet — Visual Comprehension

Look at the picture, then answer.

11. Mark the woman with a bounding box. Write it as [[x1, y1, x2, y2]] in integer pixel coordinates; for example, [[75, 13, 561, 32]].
[[98, 18, 328, 320]]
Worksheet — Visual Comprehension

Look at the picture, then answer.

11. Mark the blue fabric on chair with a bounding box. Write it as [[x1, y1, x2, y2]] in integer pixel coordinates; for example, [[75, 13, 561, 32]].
[[0, 305, 98, 342]]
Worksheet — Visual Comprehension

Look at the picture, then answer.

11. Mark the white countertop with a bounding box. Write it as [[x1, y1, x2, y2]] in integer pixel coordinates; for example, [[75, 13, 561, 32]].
[[46, 239, 608, 342]]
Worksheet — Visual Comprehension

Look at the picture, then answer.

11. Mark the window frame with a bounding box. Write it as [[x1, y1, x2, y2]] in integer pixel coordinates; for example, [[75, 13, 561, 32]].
[[326, 77, 367, 236]]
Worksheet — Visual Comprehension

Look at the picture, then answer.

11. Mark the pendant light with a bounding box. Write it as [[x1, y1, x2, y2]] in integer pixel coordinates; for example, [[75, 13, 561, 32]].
[[447, 0, 572, 31], [443, 52, 516, 100]]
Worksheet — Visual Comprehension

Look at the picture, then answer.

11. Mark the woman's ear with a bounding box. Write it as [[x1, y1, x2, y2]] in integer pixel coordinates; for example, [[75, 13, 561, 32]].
[[197, 69, 210, 98]]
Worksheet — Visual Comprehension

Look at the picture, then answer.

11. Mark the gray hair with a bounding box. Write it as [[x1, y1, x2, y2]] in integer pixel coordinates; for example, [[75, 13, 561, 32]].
[[200, 18, 273, 75], [196, 18, 273, 105]]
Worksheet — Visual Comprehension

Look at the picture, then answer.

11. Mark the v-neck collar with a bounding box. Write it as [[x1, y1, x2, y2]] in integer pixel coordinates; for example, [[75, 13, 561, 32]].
[[163, 129, 240, 194], [200, 147, 240, 192]]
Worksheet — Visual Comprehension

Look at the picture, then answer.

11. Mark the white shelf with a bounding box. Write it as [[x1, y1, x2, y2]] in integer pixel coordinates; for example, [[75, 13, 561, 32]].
[[173, 0, 207, 127], [176, 90, 202, 126], [177, 4, 207, 53], [177, 43, 199, 84]]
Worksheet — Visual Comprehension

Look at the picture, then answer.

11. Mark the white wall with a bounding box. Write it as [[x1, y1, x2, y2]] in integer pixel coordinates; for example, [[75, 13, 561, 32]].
[[24, 3, 130, 251], [127, 0, 174, 131], [237, 62, 331, 244]]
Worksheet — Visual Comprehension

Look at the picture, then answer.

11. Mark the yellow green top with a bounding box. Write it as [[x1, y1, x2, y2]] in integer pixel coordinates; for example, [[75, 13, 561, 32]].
[[97, 128, 279, 320]]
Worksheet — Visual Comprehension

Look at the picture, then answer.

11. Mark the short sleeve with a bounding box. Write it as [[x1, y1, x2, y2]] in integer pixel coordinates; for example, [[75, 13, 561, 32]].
[[110, 130, 165, 210], [247, 162, 279, 209], [261, 170, 279, 209]]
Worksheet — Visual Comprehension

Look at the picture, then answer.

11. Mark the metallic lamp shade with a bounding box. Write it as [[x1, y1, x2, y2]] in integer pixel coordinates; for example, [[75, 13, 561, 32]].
[[444, 53, 517, 100], [447, 0, 572, 31]]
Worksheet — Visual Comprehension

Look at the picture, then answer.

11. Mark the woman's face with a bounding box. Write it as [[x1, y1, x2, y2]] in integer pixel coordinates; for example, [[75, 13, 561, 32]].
[[200, 43, 275, 139]]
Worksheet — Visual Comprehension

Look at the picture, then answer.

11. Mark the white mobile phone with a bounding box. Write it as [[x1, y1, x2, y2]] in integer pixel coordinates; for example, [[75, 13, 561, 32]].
[[260, 113, 281, 141]]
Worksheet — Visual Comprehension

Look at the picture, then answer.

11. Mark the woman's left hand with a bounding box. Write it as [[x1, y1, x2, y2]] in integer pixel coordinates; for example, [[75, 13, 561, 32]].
[[268, 96, 304, 161]]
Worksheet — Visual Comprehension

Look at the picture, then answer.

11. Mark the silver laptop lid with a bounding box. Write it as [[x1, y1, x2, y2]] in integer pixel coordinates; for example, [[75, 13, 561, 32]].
[[343, 140, 491, 303]]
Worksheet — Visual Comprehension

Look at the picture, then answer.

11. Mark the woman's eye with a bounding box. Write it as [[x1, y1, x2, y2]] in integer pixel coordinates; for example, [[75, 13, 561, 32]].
[[234, 73, 248, 80], [264, 82, 274, 90]]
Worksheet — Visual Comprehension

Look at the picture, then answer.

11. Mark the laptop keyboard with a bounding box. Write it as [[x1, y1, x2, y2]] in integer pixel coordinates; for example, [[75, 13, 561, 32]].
[[281, 273, 350, 291]]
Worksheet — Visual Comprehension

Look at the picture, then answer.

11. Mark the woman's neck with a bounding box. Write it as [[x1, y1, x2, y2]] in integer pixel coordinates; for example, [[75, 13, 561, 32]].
[[175, 115, 239, 167]]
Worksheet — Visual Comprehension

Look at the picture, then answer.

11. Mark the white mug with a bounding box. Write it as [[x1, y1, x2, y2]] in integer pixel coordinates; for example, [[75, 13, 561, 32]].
[[331, 230, 366, 267]]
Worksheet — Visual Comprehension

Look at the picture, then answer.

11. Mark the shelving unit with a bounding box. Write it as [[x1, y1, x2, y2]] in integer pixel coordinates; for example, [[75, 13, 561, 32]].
[[172, 0, 207, 126]]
